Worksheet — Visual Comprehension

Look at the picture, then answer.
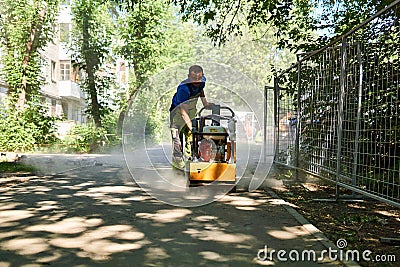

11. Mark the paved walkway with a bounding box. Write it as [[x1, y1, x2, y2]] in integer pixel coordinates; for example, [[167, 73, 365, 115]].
[[0, 147, 347, 266]]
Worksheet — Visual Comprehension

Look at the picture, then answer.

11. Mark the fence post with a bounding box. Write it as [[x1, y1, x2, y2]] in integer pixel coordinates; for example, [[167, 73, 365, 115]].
[[336, 37, 347, 200], [295, 56, 301, 181], [273, 77, 279, 162], [351, 41, 363, 189], [264, 86, 268, 163]]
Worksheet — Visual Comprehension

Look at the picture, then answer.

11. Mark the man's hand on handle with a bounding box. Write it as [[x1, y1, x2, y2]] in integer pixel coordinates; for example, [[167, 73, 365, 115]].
[[205, 102, 214, 110]]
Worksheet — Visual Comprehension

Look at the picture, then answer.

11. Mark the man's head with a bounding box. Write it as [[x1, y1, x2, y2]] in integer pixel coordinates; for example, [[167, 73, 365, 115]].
[[188, 65, 204, 86]]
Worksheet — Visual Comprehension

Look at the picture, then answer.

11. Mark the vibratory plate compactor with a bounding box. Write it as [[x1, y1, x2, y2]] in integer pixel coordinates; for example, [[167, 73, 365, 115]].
[[185, 105, 237, 189]]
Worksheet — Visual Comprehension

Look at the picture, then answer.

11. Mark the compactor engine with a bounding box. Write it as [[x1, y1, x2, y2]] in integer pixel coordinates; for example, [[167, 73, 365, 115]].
[[186, 105, 237, 188]]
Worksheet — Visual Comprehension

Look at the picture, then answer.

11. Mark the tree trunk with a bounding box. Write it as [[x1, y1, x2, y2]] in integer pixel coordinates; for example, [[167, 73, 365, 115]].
[[87, 66, 102, 128], [117, 89, 138, 134], [82, 13, 102, 128], [18, 3, 47, 109]]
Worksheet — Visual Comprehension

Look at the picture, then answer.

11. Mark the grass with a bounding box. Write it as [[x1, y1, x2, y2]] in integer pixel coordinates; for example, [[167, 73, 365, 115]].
[[0, 162, 36, 173]]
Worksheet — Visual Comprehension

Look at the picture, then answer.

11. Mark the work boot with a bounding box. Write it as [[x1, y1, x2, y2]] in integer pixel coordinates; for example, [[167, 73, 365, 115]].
[[172, 155, 185, 170], [184, 142, 192, 160]]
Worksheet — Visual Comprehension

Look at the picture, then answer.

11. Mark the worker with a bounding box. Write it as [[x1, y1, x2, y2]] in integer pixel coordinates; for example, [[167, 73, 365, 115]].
[[169, 65, 213, 169]]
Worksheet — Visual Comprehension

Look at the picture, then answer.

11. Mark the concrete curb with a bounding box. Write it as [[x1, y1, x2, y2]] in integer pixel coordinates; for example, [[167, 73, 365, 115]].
[[265, 188, 361, 267]]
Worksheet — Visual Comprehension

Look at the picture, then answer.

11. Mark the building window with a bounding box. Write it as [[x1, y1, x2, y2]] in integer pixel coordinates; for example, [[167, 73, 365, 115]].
[[51, 60, 56, 82], [39, 56, 47, 81], [59, 23, 70, 43], [71, 63, 81, 82], [60, 61, 70, 81]]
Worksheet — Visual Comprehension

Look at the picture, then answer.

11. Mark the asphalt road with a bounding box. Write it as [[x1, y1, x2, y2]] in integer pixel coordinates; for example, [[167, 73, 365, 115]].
[[0, 145, 345, 266]]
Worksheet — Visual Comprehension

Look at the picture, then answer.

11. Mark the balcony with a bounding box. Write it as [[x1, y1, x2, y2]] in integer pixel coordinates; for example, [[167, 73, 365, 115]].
[[58, 80, 85, 101]]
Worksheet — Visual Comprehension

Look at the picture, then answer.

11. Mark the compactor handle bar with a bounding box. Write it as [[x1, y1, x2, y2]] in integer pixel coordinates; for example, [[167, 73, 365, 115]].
[[202, 114, 234, 121], [198, 105, 235, 117]]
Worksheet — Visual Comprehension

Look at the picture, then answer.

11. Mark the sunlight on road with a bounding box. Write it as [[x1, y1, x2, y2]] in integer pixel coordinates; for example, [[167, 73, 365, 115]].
[[184, 228, 255, 243], [136, 208, 192, 223], [0, 156, 342, 266]]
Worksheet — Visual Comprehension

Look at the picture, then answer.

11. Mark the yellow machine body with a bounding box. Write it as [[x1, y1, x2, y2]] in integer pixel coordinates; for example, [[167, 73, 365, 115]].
[[187, 105, 237, 186], [189, 162, 236, 182]]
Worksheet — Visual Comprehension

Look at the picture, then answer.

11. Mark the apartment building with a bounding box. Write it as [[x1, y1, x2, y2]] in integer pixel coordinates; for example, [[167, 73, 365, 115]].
[[1, 2, 128, 136], [41, 2, 87, 136], [0, 2, 86, 137]]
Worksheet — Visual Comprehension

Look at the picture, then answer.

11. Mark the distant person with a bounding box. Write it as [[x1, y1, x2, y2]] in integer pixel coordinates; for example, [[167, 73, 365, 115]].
[[169, 65, 213, 169]]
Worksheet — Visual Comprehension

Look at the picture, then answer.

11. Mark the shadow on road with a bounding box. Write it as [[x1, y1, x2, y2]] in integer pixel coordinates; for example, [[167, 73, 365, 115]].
[[0, 149, 342, 266]]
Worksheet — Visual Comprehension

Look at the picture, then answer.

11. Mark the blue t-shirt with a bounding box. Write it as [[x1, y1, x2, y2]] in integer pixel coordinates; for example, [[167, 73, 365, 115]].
[[171, 76, 206, 109]]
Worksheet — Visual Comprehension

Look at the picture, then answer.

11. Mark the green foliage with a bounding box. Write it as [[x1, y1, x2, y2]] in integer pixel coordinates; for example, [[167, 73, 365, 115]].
[[101, 111, 119, 136], [117, 4, 297, 143], [100, 111, 122, 147], [0, 0, 60, 103], [71, 0, 115, 127], [160, 19, 197, 67], [62, 111, 122, 153], [317, 0, 395, 37], [340, 213, 379, 226], [0, 0, 61, 152], [0, 162, 36, 173], [116, 0, 175, 87], [145, 100, 168, 145], [195, 24, 296, 88], [26, 101, 59, 144], [63, 124, 107, 153], [170, 0, 317, 50], [114, 1, 197, 137], [0, 113, 36, 152], [116, 1, 199, 91], [82, 73, 116, 122], [1, 52, 42, 102], [0, 100, 58, 152], [170, 0, 397, 52]]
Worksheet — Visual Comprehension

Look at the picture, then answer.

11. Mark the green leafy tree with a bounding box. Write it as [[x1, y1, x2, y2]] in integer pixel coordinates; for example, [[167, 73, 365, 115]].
[[0, 0, 59, 108], [71, 0, 115, 128], [170, 0, 396, 52], [0, 0, 60, 151], [115, 1, 196, 133], [63, 123, 107, 153], [0, 98, 58, 152]]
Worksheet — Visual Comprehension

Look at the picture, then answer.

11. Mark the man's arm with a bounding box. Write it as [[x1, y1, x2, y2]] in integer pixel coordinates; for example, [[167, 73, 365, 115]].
[[201, 96, 213, 109]]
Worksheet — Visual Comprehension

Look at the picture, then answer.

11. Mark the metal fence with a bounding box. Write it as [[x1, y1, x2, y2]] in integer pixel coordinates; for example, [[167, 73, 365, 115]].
[[273, 0, 400, 208]]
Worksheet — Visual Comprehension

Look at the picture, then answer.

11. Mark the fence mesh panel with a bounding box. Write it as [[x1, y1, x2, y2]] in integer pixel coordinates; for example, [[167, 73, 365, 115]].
[[273, 1, 400, 207]]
